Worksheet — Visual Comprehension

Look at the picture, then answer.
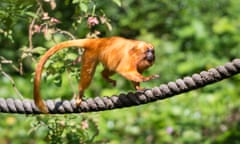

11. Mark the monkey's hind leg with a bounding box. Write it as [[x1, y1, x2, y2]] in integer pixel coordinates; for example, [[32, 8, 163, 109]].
[[101, 68, 116, 86], [76, 52, 98, 106]]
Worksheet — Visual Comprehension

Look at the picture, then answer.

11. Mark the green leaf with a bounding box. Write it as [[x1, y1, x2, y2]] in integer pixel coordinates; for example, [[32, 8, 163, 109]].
[[112, 0, 122, 7], [46, 73, 62, 86], [80, 3, 88, 13], [64, 53, 78, 61], [25, 12, 38, 18], [33, 47, 47, 55], [0, 10, 7, 16], [53, 61, 65, 69], [72, 0, 80, 4], [212, 17, 236, 34]]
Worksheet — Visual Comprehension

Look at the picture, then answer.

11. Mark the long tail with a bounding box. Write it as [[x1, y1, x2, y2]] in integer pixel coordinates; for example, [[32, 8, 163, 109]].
[[33, 39, 90, 113]]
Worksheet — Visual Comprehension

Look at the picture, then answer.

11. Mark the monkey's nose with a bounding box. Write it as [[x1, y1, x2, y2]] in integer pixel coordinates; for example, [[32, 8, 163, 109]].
[[146, 53, 155, 62]]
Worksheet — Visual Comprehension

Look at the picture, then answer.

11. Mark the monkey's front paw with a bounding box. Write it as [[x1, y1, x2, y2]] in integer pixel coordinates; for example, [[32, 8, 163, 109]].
[[151, 74, 160, 79], [143, 74, 160, 82]]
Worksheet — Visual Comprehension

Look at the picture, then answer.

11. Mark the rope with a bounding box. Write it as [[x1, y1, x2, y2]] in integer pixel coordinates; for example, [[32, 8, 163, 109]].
[[0, 59, 240, 114]]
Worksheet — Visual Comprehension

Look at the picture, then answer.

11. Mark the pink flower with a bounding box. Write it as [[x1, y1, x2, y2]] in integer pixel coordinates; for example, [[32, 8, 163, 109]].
[[166, 126, 174, 134], [50, 17, 61, 24], [33, 25, 41, 33], [87, 16, 99, 27]]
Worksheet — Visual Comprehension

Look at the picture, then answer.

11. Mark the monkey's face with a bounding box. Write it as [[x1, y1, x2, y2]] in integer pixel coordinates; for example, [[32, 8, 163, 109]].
[[136, 44, 155, 72], [145, 48, 155, 63]]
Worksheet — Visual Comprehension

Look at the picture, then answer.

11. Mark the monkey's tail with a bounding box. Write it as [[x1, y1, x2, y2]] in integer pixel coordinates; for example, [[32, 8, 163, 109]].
[[33, 39, 90, 113]]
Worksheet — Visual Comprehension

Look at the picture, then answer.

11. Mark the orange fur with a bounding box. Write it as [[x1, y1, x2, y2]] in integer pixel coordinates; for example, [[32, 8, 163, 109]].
[[34, 37, 158, 113]]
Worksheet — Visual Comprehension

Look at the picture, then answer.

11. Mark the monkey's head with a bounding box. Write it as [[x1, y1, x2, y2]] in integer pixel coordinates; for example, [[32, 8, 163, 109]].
[[131, 42, 155, 72]]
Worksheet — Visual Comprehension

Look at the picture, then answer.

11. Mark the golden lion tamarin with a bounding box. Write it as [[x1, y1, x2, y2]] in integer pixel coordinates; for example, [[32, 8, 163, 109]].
[[34, 36, 158, 113]]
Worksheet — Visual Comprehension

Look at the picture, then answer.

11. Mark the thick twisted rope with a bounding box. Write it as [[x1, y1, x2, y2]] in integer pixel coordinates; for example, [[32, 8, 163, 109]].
[[0, 59, 240, 114]]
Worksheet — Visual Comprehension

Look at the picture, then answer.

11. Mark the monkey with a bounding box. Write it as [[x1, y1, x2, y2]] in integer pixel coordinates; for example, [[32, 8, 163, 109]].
[[34, 36, 159, 113]]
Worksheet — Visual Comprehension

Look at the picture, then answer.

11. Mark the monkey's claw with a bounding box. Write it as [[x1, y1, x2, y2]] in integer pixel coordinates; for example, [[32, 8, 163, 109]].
[[136, 86, 146, 91], [151, 74, 160, 79], [143, 74, 160, 82], [75, 98, 82, 106]]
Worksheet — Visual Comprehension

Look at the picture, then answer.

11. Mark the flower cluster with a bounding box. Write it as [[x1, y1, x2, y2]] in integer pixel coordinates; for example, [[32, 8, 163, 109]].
[[87, 16, 99, 28], [32, 12, 61, 38]]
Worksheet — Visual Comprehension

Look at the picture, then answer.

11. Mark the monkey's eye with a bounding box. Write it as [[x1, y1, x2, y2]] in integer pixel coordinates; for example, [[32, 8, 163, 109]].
[[146, 48, 154, 54]]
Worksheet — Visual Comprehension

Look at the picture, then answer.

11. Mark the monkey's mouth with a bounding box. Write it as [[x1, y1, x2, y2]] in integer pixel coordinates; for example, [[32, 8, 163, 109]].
[[146, 55, 155, 62]]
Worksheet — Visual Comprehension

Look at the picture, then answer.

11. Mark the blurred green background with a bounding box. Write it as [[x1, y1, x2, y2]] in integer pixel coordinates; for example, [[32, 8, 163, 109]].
[[0, 0, 240, 143]]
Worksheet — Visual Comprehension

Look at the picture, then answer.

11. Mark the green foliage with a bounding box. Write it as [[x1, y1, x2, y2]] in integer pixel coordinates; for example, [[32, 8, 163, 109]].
[[0, 0, 36, 42], [30, 115, 100, 144], [0, 0, 240, 143]]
